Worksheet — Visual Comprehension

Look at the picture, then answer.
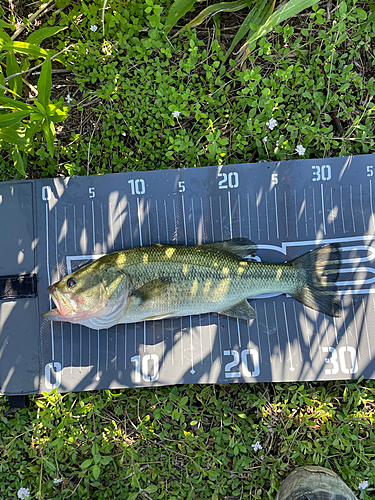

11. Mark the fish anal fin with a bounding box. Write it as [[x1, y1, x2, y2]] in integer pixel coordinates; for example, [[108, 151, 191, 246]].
[[202, 238, 257, 259], [131, 278, 170, 304], [219, 299, 257, 320]]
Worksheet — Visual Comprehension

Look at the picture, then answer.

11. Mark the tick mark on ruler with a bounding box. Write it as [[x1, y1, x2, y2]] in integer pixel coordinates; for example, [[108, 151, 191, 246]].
[[320, 184, 326, 235], [340, 185, 346, 233], [350, 185, 356, 233], [247, 193, 252, 240], [360, 184, 366, 232], [91, 200, 96, 250], [274, 189, 279, 239], [294, 190, 298, 238], [284, 191, 289, 238], [283, 303, 295, 372], [312, 189, 317, 236]]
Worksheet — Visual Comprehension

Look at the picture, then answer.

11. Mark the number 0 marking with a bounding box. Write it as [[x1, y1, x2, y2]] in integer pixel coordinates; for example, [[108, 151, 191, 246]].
[[131, 354, 160, 382], [42, 185, 52, 201], [44, 362, 62, 389]]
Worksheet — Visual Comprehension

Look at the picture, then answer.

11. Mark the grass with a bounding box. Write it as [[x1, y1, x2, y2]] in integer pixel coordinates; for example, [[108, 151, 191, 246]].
[[0, 0, 375, 498], [1, 382, 375, 498]]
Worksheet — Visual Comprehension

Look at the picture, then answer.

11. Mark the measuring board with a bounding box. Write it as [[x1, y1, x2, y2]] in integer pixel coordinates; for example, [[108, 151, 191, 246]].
[[1, 154, 375, 395]]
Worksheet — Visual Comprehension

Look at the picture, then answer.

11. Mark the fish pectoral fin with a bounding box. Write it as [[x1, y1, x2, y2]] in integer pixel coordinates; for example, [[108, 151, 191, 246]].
[[131, 278, 171, 304], [219, 299, 257, 320], [202, 238, 257, 259]]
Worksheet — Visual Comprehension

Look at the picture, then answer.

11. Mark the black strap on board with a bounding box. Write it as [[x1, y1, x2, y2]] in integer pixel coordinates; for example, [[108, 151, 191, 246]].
[[4, 396, 30, 415], [0, 275, 37, 299]]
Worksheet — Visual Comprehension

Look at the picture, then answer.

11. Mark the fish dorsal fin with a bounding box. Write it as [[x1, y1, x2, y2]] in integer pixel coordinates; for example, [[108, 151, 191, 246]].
[[202, 238, 257, 259], [219, 299, 257, 320], [131, 278, 171, 304]]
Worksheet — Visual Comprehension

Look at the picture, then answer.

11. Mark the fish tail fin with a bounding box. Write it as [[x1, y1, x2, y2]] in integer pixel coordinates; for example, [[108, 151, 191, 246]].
[[290, 243, 342, 317]]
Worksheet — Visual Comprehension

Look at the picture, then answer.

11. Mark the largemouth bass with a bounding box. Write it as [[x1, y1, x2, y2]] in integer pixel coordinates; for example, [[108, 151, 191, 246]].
[[42, 238, 342, 330]]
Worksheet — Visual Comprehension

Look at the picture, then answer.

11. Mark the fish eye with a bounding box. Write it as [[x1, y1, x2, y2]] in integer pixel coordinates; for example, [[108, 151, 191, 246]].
[[67, 278, 77, 289]]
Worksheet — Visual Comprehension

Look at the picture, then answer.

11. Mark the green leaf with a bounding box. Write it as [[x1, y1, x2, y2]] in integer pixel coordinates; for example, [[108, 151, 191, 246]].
[[92, 464, 100, 480], [235, 0, 317, 66], [0, 109, 31, 127], [26, 26, 68, 45], [11, 148, 26, 176], [0, 70, 4, 96], [145, 485, 158, 493], [80, 459, 93, 469], [0, 128, 27, 146], [33, 99, 47, 116], [46, 103, 69, 123], [25, 118, 42, 148], [42, 118, 56, 156], [2, 41, 49, 58], [0, 28, 12, 44], [0, 95, 35, 112], [127, 494, 138, 500], [0, 20, 16, 30], [225, 0, 272, 60], [180, 1, 247, 32], [6, 51, 22, 98], [29, 112, 45, 122], [38, 56, 52, 110], [164, 0, 197, 34]]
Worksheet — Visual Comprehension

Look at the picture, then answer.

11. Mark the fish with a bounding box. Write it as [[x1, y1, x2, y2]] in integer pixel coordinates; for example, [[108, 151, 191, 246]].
[[42, 238, 342, 330]]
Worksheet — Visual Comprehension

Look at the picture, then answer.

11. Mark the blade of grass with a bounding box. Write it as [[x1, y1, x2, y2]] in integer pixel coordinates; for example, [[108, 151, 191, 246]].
[[0, 20, 16, 30], [164, 0, 197, 34], [6, 51, 23, 99], [223, 0, 270, 60], [179, 1, 248, 32], [38, 56, 52, 111], [26, 26, 68, 45], [0, 109, 31, 127], [0, 128, 27, 146], [10, 148, 26, 176], [0, 95, 34, 110], [42, 118, 55, 156], [236, 0, 319, 65], [2, 42, 49, 58]]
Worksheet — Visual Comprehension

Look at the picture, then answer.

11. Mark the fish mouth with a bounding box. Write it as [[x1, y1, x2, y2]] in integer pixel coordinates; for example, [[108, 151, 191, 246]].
[[43, 285, 77, 318]]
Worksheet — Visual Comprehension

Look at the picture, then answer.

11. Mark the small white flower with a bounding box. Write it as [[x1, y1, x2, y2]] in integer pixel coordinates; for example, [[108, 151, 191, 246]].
[[251, 441, 262, 452], [90, 25, 98, 32], [276, 140, 279, 147], [17, 488, 30, 499], [172, 110, 181, 118], [358, 480, 369, 490], [53, 478, 63, 484], [262, 136, 268, 143], [295, 144, 306, 156], [65, 94, 73, 104], [266, 118, 277, 130]]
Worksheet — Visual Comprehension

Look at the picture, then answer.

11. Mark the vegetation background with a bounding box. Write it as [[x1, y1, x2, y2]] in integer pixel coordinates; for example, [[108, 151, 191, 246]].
[[0, 0, 374, 498]]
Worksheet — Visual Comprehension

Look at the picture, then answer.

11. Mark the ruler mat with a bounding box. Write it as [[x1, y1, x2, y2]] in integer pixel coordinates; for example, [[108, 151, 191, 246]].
[[1, 154, 375, 395]]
